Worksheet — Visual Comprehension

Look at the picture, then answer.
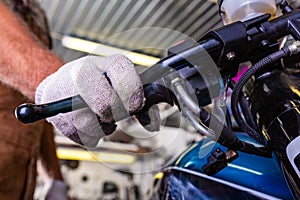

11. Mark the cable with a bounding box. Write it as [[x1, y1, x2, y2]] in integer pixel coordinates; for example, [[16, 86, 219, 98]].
[[171, 76, 272, 157], [171, 78, 216, 138], [229, 80, 259, 132], [225, 106, 232, 130], [199, 108, 272, 158], [239, 94, 259, 131], [231, 46, 291, 144]]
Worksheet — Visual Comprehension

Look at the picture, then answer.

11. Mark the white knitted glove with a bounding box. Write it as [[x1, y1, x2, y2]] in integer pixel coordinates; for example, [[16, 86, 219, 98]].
[[44, 180, 68, 200], [36, 55, 145, 147]]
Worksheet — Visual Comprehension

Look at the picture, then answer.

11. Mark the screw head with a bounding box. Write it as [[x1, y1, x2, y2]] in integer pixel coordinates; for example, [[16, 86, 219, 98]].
[[226, 51, 235, 60]]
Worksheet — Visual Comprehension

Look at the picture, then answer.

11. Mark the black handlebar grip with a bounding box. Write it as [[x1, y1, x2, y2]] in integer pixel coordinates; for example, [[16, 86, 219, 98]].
[[15, 83, 175, 124], [15, 95, 87, 123]]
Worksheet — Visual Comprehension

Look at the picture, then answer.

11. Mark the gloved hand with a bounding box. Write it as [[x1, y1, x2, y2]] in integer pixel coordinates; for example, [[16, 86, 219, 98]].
[[36, 55, 145, 147], [43, 179, 68, 200]]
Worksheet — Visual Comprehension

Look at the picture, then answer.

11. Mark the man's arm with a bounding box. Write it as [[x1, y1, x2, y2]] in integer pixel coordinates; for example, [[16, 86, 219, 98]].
[[0, 1, 63, 100]]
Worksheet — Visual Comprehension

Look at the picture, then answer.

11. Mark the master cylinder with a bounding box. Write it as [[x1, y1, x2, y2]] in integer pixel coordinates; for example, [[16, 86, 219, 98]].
[[218, 0, 277, 24]]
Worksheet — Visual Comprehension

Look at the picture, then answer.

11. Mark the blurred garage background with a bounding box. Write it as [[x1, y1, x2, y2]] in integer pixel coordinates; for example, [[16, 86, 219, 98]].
[[34, 0, 222, 199]]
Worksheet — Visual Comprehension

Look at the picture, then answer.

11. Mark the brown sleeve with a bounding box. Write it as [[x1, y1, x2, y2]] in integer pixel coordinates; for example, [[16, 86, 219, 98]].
[[38, 121, 63, 181], [0, 1, 63, 100]]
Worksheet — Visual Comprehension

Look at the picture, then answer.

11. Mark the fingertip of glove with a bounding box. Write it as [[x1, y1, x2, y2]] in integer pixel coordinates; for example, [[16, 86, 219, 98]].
[[129, 87, 146, 113], [105, 54, 145, 113]]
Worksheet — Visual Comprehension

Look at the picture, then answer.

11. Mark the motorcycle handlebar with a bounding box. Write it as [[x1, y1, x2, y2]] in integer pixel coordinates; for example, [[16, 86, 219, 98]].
[[15, 9, 300, 123], [15, 38, 220, 124]]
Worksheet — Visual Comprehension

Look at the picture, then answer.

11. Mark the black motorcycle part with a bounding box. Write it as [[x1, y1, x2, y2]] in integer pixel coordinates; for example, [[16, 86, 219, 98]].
[[250, 70, 300, 199]]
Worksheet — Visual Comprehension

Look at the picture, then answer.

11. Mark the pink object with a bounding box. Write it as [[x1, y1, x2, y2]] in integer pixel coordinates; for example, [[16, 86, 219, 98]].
[[232, 65, 249, 82]]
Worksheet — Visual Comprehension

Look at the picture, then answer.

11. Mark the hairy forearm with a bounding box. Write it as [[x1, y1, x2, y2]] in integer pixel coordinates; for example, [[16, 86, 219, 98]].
[[0, 1, 63, 100]]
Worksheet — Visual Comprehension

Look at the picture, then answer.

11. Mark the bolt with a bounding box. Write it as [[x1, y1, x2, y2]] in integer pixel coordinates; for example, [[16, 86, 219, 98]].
[[260, 40, 269, 47], [289, 41, 300, 55], [226, 51, 235, 60]]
